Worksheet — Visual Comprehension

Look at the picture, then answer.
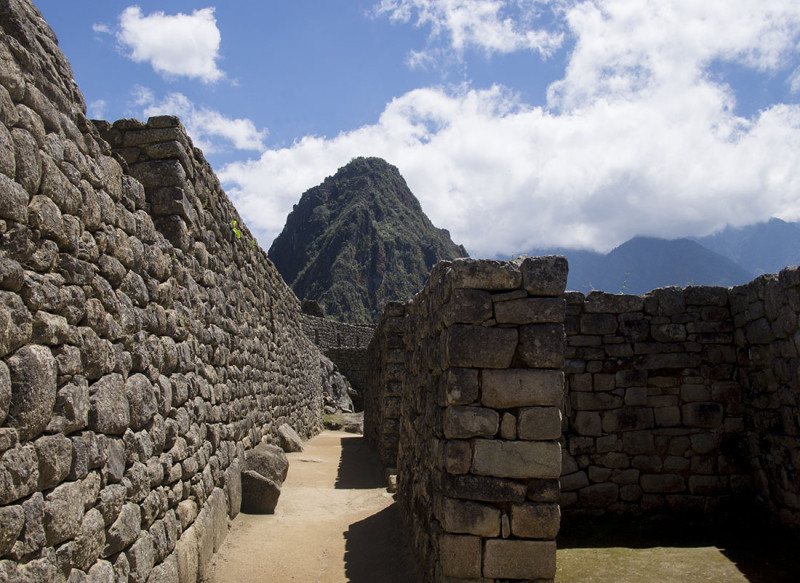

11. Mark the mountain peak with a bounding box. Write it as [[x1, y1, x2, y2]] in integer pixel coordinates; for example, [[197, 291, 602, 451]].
[[268, 157, 468, 323]]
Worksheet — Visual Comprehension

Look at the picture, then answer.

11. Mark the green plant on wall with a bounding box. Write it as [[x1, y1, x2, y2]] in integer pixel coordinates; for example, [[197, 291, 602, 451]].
[[232, 220, 241, 239]]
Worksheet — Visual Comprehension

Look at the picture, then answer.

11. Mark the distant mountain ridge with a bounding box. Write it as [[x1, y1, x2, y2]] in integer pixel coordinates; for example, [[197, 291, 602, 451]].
[[524, 218, 800, 294], [268, 157, 468, 324]]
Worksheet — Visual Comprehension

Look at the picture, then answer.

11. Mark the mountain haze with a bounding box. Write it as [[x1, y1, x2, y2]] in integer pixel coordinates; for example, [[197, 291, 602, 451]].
[[269, 157, 468, 323]]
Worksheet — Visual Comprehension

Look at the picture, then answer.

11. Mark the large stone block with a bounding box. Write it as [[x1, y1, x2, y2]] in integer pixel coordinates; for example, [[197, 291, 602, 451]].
[[483, 539, 557, 579], [481, 369, 563, 408], [442, 289, 493, 325], [447, 259, 522, 291], [124, 374, 158, 432], [494, 297, 565, 324], [682, 402, 724, 428], [584, 291, 643, 314], [517, 407, 562, 440], [444, 473, 527, 503], [472, 439, 560, 479], [439, 497, 500, 537], [511, 502, 560, 539], [175, 525, 198, 583], [278, 423, 304, 453], [518, 323, 565, 368], [89, 374, 130, 436], [439, 534, 481, 579], [520, 256, 568, 297], [443, 325, 518, 369], [439, 368, 479, 406], [602, 407, 654, 432], [6, 344, 57, 441], [443, 406, 499, 439], [578, 482, 619, 507], [240, 470, 281, 514]]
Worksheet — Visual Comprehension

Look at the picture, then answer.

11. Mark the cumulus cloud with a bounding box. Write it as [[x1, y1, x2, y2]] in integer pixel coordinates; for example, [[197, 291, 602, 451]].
[[117, 6, 224, 83], [134, 89, 267, 153], [222, 0, 800, 256], [372, 0, 564, 62], [88, 99, 107, 119]]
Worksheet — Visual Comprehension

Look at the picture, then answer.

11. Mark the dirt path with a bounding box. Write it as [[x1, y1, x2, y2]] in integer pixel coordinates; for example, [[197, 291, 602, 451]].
[[207, 431, 416, 583]]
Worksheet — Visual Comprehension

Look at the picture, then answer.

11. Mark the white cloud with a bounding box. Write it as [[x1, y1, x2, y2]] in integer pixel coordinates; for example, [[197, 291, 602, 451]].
[[117, 6, 224, 83], [373, 0, 565, 62], [134, 89, 267, 153], [92, 23, 112, 35], [88, 99, 107, 119]]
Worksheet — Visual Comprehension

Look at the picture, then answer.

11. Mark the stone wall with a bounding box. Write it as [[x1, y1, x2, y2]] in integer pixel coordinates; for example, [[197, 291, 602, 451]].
[[301, 314, 373, 398], [0, 2, 323, 581], [393, 257, 568, 583], [560, 273, 799, 529]]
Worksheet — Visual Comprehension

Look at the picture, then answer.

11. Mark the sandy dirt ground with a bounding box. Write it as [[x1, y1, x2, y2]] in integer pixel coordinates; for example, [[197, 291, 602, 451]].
[[207, 431, 417, 583]]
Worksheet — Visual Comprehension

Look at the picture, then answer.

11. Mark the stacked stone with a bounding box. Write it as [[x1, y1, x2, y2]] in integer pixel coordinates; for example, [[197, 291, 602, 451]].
[[561, 287, 751, 519], [301, 313, 375, 401], [396, 257, 567, 583], [731, 267, 800, 530], [0, 2, 323, 581], [364, 302, 405, 469]]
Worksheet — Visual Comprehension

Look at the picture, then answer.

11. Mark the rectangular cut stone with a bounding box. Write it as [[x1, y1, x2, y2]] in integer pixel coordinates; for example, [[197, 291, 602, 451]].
[[440, 534, 482, 578], [447, 259, 523, 291], [517, 407, 562, 440], [520, 256, 568, 297], [518, 324, 565, 368], [472, 440, 561, 479], [444, 325, 517, 369], [511, 503, 561, 539], [483, 539, 557, 579], [444, 474, 527, 503], [443, 289, 493, 326], [481, 369, 563, 408], [439, 368, 479, 406], [440, 497, 500, 537], [494, 298, 566, 324], [444, 406, 499, 439]]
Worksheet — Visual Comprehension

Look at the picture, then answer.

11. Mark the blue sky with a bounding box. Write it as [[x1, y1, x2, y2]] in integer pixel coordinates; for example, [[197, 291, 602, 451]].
[[34, 0, 800, 257]]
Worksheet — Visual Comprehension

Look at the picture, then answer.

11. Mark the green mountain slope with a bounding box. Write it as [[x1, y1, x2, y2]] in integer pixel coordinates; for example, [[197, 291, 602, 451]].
[[268, 157, 468, 323]]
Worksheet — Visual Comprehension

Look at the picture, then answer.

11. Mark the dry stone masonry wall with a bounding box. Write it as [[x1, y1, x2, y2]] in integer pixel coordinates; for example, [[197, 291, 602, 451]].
[[0, 2, 323, 581], [389, 257, 569, 583]]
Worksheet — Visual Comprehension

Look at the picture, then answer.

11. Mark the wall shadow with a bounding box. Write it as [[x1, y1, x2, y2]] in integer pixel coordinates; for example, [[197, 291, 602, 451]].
[[344, 503, 418, 583], [559, 518, 799, 583], [335, 435, 386, 489]]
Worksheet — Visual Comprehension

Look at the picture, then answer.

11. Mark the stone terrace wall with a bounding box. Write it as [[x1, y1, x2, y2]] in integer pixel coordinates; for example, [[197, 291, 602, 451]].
[[364, 302, 405, 468], [395, 257, 568, 583], [732, 269, 800, 529], [301, 314, 373, 397], [0, 2, 322, 581]]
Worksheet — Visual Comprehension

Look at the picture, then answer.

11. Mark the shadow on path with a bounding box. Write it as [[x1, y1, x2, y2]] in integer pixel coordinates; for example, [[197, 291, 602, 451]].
[[344, 503, 417, 583], [335, 434, 386, 489]]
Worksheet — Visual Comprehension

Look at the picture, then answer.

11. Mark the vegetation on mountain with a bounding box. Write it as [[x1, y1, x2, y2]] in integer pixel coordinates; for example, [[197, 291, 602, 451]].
[[268, 157, 468, 323]]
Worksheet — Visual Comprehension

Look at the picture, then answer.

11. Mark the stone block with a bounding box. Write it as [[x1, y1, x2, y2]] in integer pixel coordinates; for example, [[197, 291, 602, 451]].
[[578, 482, 619, 507], [580, 314, 617, 335], [654, 406, 681, 427], [72, 508, 105, 571], [126, 531, 155, 583], [443, 325, 517, 369], [448, 259, 522, 291], [437, 368, 480, 407], [124, 374, 158, 432], [278, 423, 304, 452], [517, 407, 562, 440], [443, 289, 493, 326], [444, 473, 527, 503], [439, 534, 481, 579], [520, 256, 568, 297], [560, 470, 589, 492], [494, 298, 565, 324], [6, 344, 57, 441], [623, 387, 648, 406], [527, 479, 561, 502], [440, 498, 500, 537], [481, 369, 563, 408], [499, 412, 517, 440], [511, 503, 560, 539], [483, 539, 557, 579], [622, 431, 655, 455], [518, 324, 565, 368], [245, 443, 288, 484], [104, 503, 141, 557], [175, 525, 198, 583], [0, 505, 24, 557], [472, 440, 561, 479], [0, 443, 39, 505], [640, 474, 685, 493], [240, 470, 281, 514], [444, 440, 472, 474], [571, 392, 622, 411], [682, 403, 724, 428], [602, 407, 654, 432], [444, 406, 499, 439], [585, 292, 643, 313], [89, 374, 130, 436]]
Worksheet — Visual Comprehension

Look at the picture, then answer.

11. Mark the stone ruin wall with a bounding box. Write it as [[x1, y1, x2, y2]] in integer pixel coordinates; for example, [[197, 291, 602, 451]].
[[387, 257, 570, 583], [300, 314, 374, 399], [367, 263, 800, 579], [0, 1, 323, 581]]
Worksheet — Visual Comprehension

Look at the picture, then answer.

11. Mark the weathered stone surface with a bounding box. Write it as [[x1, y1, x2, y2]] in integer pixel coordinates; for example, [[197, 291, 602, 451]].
[[240, 470, 281, 514], [481, 369, 563, 408], [175, 525, 198, 583], [443, 324, 517, 369], [103, 503, 141, 556], [124, 374, 157, 431], [34, 434, 73, 490], [511, 503, 560, 539], [520, 256, 568, 297], [682, 402, 724, 428], [439, 534, 481, 579], [443, 406, 499, 439], [0, 168, 29, 223], [0, 505, 24, 556], [0, 361, 10, 425], [440, 497, 500, 537], [444, 474, 527, 503], [472, 439, 561, 479], [44, 479, 84, 545], [443, 440, 472, 474], [494, 297, 566, 324], [6, 344, 57, 441], [442, 289, 492, 325], [244, 443, 288, 484], [518, 323, 565, 368], [72, 508, 105, 571], [88, 374, 129, 435], [483, 539, 557, 579], [126, 532, 155, 583], [439, 368, 479, 406], [448, 258, 522, 291], [277, 424, 304, 453], [517, 407, 562, 440]]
